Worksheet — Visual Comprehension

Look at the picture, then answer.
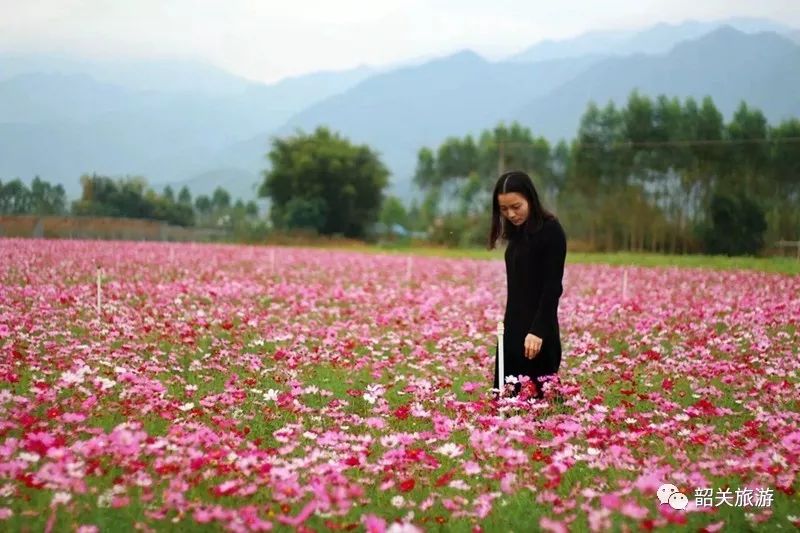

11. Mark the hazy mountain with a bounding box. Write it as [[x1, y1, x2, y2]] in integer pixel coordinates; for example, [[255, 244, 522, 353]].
[[249, 27, 799, 200], [0, 56, 375, 199], [269, 51, 604, 199], [506, 29, 634, 63], [507, 17, 794, 62], [0, 54, 258, 95], [157, 167, 263, 204], [1, 20, 798, 205], [513, 27, 800, 141], [0, 72, 179, 126]]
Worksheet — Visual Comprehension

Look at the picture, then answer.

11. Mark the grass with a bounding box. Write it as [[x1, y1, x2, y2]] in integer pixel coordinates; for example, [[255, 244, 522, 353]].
[[308, 242, 800, 275]]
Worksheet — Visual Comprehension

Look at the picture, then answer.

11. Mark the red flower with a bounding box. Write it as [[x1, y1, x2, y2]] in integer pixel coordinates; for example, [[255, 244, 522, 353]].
[[691, 398, 716, 415], [211, 480, 238, 497], [155, 464, 180, 476], [544, 475, 561, 489], [405, 448, 422, 462], [16, 472, 45, 489], [393, 405, 411, 420], [645, 350, 660, 361], [435, 468, 457, 487], [399, 478, 415, 492], [531, 450, 551, 463], [17, 413, 37, 428], [277, 392, 294, 408], [190, 457, 208, 471]]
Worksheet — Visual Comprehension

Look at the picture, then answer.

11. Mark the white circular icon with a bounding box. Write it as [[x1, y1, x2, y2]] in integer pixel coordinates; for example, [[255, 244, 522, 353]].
[[668, 492, 688, 510], [657, 483, 679, 504]]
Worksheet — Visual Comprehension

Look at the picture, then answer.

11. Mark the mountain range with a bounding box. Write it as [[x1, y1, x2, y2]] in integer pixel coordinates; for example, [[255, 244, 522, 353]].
[[1, 17, 798, 203]]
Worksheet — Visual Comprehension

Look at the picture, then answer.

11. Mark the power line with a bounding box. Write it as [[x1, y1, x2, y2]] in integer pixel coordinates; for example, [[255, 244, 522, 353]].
[[496, 137, 800, 149]]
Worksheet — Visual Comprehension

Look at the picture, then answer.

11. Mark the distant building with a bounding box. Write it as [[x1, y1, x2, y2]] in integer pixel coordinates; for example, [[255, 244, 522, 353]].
[[368, 222, 427, 240]]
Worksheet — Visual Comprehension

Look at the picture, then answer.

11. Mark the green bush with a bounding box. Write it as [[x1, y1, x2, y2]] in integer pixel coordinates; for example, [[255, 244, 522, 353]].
[[702, 191, 767, 256]]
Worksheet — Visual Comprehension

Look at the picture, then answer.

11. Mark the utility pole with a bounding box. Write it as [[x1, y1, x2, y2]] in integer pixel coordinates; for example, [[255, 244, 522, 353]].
[[497, 141, 505, 177]]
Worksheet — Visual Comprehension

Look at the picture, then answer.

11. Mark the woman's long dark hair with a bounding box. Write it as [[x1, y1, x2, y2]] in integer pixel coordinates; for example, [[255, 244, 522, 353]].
[[487, 170, 556, 250]]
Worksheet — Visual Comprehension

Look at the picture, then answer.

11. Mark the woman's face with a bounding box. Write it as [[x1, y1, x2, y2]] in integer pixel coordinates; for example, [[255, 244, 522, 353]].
[[498, 192, 529, 226]]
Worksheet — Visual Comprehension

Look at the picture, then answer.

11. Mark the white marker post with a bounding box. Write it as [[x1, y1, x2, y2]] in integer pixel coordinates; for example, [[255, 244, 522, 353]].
[[96, 266, 102, 316], [406, 255, 412, 284], [622, 268, 629, 302], [270, 248, 275, 274], [497, 320, 504, 394]]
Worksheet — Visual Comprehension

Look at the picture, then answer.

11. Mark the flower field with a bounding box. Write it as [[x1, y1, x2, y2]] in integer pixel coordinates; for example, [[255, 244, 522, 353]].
[[0, 238, 798, 532]]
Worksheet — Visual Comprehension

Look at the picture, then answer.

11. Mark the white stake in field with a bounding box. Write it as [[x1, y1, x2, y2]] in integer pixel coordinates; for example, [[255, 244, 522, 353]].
[[497, 320, 505, 395]]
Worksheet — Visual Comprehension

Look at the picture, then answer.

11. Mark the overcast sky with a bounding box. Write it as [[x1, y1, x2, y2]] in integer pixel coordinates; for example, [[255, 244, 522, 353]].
[[0, 0, 797, 83]]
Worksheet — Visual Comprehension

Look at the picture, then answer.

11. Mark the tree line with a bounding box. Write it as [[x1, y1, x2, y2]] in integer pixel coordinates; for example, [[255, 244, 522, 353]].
[[403, 92, 800, 255], [0, 174, 260, 231], [3, 92, 797, 255]]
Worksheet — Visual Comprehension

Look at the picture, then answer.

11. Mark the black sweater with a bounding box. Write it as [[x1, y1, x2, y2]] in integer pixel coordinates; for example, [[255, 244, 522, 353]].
[[495, 217, 567, 384]]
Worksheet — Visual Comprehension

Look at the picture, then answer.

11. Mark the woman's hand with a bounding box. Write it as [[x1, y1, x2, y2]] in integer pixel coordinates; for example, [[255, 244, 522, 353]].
[[524, 334, 543, 359]]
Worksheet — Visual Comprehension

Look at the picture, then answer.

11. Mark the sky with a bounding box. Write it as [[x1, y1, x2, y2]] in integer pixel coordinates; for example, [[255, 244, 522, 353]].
[[0, 0, 798, 84]]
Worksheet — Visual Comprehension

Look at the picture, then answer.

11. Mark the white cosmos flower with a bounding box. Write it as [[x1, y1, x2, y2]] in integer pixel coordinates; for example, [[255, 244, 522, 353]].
[[264, 389, 279, 402], [435, 443, 463, 458], [52, 492, 71, 506], [380, 435, 400, 448], [363, 393, 377, 405], [448, 480, 470, 491]]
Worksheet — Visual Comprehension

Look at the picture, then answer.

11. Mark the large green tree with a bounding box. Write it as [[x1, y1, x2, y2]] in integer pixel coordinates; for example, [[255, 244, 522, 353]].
[[259, 127, 389, 237]]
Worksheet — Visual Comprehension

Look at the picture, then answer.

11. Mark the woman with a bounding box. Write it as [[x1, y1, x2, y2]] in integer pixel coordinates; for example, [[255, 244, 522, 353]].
[[487, 170, 567, 399]]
